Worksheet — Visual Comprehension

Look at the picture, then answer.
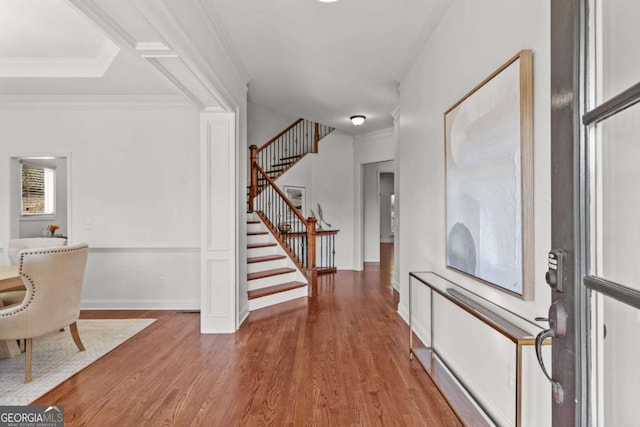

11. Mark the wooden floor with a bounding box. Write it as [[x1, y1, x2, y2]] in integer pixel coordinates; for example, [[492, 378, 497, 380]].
[[34, 244, 460, 426]]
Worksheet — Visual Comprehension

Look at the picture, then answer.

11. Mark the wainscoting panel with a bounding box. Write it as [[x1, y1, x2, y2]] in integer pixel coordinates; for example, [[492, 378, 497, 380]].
[[200, 112, 237, 333], [81, 247, 199, 310]]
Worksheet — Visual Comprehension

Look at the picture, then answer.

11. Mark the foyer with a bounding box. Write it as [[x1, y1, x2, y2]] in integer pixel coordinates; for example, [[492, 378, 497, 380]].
[[31, 247, 458, 426]]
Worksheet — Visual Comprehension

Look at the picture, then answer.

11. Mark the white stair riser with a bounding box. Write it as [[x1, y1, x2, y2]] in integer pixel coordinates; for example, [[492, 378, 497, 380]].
[[247, 223, 265, 233], [246, 215, 309, 311], [248, 286, 308, 311], [247, 245, 279, 258], [247, 259, 287, 274], [248, 272, 298, 290], [247, 234, 270, 244]]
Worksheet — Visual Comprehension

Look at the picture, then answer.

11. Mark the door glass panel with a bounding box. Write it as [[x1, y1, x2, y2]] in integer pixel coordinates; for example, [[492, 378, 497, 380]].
[[601, 1, 640, 100], [598, 294, 640, 426], [597, 102, 640, 290]]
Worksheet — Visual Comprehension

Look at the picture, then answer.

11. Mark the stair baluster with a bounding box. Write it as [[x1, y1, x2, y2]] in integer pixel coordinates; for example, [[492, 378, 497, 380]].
[[248, 118, 337, 296]]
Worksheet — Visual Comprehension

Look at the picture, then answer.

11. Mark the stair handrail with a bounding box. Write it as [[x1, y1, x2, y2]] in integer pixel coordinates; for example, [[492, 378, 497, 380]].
[[257, 118, 305, 152], [251, 119, 334, 187], [254, 163, 308, 226], [252, 164, 318, 296], [248, 118, 337, 297]]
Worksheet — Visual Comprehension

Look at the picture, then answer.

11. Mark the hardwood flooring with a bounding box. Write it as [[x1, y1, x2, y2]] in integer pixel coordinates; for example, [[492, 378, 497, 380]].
[[33, 247, 460, 426]]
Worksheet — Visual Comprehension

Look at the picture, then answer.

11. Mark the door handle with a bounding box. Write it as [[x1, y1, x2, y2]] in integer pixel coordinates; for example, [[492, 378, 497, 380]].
[[535, 328, 563, 404], [535, 300, 567, 404]]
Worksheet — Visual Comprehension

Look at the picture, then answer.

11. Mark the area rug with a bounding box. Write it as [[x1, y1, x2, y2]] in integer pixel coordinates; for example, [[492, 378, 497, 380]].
[[0, 318, 156, 406]]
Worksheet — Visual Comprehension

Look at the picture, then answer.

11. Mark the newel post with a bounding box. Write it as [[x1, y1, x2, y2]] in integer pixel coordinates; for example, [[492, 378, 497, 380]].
[[313, 122, 320, 153], [249, 145, 258, 212], [307, 217, 318, 296]]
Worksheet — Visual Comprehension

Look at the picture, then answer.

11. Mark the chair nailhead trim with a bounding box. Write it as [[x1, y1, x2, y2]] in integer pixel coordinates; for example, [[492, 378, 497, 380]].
[[0, 246, 86, 318]]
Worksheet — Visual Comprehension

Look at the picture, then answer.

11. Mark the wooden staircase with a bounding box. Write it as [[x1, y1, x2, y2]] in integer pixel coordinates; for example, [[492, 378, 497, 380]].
[[246, 118, 338, 311], [247, 119, 334, 200], [246, 214, 308, 310]]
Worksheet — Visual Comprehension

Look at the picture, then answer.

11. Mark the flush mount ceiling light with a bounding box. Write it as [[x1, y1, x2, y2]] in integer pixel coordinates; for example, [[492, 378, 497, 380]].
[[350, 115, 366, 126]]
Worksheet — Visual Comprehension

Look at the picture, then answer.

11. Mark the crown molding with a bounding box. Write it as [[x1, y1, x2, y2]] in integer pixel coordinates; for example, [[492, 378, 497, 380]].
[[67, 0, 138, 48], [194, 0, 250, 84], [395, 0, 452, 83], [136, 42, 177, 58], [67, 0, 245, 111], [0, 40, 120, 78], [354, 127, 395, 144], [131, 0, 238, 111], [0, 94, 197, 110]]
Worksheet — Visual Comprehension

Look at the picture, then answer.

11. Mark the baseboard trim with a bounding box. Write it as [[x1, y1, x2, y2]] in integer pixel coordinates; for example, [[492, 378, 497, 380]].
[[397, 302, 410, 325], [81, 299, 199, 310], [89, 246, 199, 253], [397, 302, 430, 347], [237, 306, 250, 328]]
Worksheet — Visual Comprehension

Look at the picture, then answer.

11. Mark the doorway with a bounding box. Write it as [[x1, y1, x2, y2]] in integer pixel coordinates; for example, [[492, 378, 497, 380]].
[[379, 172, 395, 273], [362, 161, 395, 284]]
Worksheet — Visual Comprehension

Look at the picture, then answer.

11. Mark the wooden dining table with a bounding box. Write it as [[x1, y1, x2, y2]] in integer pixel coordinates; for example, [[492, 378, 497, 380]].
[[0, 264, 25, 358]]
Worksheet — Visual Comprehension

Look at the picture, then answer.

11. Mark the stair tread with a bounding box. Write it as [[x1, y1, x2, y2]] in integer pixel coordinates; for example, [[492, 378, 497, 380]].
[[248, 281, 306, 300], [248, 254, 287, 264], [247, 231, 268, 236], [247, 220, 260, 224], [279, 154, 303, 161], [248, 267, 296, 281], [247, 242, 277, 249], [271, 161, 296, 167]]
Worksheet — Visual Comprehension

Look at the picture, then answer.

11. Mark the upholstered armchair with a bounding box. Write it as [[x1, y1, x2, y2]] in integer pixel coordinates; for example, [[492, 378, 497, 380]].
[[0, 238, 68, 307], [0, 243, 89, 382], [8, 237, 68, 265]]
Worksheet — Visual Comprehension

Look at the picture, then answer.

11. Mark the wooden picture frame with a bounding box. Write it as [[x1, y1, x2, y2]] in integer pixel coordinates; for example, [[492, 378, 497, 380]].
[[444, 50, 534, 300]]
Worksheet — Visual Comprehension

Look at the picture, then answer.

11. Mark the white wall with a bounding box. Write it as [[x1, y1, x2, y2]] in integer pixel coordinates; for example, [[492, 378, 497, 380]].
[[277, 131, 356, 270], [310, 131, 355, 270], [0, 107, 201, 309], [397, 0, 551, 424], [247, 102, 297, 149]]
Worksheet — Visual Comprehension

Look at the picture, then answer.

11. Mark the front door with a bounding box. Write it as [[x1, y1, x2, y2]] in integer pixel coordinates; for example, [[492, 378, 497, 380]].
[[549, 0, 640, 425]]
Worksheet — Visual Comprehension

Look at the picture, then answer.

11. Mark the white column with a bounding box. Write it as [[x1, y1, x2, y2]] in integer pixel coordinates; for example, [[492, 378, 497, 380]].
[[200, 112, 237, 333]]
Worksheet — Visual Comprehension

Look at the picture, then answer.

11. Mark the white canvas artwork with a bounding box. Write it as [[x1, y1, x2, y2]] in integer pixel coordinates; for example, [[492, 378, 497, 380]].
[[284, 185, 305, 215], [283, 185, 306, 233], [445, 52, 533, 298]]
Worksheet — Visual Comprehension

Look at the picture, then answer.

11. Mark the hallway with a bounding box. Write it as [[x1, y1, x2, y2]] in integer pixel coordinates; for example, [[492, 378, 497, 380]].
[[34, 259, 459, 426]]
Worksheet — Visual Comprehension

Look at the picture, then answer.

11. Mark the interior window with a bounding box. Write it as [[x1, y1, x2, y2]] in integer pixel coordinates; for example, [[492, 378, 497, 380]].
[[21, 162, 55, 215]]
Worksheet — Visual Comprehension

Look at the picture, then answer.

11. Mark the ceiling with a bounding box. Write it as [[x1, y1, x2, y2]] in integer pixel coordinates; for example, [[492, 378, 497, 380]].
[[210, 0, 444, 133], [1, 0, 447, 133], [0, 0, 182, 96]]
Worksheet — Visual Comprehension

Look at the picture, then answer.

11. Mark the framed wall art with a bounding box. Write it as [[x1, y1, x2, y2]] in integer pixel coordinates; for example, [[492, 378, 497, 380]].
[[283, 185, 306, 216], [444, 50, 534, 299]]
